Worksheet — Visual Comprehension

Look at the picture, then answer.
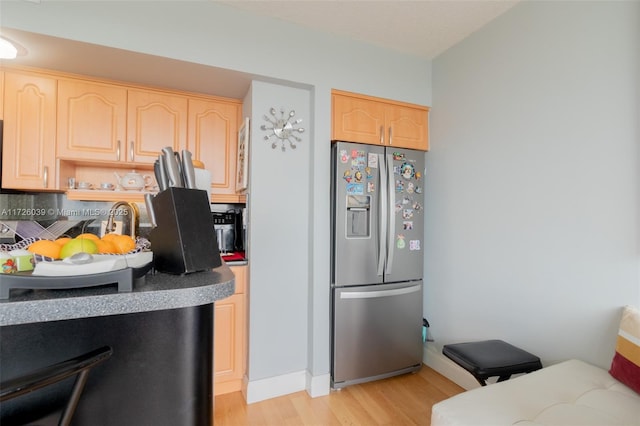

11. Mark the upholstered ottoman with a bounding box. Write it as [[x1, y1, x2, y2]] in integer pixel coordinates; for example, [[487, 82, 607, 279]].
[[442, 339, 542, 386]]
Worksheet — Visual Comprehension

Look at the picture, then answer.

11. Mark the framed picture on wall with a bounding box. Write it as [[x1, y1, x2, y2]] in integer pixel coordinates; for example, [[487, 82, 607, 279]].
[[236, 117, 250, 193]]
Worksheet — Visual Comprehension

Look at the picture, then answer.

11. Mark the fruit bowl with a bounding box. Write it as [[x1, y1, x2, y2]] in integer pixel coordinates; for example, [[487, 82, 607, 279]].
[[0, 237, 151, 263]]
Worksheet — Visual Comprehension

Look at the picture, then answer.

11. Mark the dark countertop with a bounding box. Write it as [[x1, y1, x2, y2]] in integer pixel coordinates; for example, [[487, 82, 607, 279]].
[[0, 263, 235, 326]]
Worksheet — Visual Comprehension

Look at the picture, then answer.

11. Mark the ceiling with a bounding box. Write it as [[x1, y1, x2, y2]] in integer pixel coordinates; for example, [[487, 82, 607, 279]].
[[217, 0, 520, 59], [0, 1, 519, 98]]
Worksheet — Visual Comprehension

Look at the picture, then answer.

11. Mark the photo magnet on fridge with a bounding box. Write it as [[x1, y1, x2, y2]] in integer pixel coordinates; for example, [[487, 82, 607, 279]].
[[368, 153, 378, 168]]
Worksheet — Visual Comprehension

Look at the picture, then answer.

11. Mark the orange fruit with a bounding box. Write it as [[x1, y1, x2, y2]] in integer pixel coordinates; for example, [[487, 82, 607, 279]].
[[101, 233, 119, 242], [54, 237, 72, 246], [76, 233, 100, 241], [94, 239, 117, 254], [110, 235, 136, 254], [28, 239, 62, 259]]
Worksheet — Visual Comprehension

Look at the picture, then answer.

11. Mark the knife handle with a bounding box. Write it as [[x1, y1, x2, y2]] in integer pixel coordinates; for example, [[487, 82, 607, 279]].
[[156, 157, 169, 191], [174, 152, 184, 186], [181, 150, 197, 189], [144, 193, 157, 227], [162, 147, 183, 188]]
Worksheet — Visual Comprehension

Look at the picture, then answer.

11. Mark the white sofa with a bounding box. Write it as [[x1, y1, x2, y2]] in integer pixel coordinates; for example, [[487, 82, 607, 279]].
[[431, 358, 640, 426]]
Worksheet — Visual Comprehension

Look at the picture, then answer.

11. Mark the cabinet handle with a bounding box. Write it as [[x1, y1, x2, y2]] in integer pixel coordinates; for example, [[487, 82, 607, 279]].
[[379, 126, 384, 145], [389, 127, 393, 146], [129, 141, 134, 162], [116, 140, 121, 161], [43, 166, 48, 188]]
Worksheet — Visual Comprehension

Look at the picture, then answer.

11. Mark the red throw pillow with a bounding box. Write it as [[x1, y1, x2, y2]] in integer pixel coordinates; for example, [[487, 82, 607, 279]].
[[609, 305, 640, 394]]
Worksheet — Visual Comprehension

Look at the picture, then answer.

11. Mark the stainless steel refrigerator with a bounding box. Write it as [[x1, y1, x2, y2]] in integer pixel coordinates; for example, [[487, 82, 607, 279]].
[[331, 141, 424, 389]]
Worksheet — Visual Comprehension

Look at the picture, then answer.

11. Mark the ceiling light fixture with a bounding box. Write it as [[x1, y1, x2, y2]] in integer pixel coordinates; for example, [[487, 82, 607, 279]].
[[0, 36, 18, 59]]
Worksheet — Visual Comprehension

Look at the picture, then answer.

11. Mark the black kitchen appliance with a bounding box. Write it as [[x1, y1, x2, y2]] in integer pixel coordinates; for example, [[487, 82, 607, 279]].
[[212, 210, 244, 254]]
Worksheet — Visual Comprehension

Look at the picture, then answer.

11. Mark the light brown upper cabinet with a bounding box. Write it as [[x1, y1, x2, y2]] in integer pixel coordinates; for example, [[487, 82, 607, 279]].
[[2, 71, 57, 190], [2, 66, 245, 202], [188, 98, 241, 201], [331, 89, 430, 151], [57, 79, 127, 162], [57, 79, 187, 164], [127, 89, 188, 163], [0, 70, 4, 120]]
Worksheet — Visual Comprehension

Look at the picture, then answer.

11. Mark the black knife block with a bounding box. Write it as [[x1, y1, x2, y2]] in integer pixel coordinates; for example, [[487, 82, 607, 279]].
[[149, 187, 222, 274]]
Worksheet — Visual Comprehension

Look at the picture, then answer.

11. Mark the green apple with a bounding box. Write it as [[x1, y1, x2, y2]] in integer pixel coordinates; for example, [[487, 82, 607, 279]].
[[60, 238, 98, 259]]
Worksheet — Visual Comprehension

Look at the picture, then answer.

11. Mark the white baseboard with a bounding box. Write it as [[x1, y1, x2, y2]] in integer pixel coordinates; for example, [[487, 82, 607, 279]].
[[423, 343, 481, 391], [241, 347, 466, 404], [306, 371, 330, 398], [245, 370, 325, 404]]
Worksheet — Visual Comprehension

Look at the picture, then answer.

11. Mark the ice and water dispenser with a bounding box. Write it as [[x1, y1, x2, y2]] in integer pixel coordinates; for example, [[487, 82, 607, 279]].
[[346, 195, 370, 238]]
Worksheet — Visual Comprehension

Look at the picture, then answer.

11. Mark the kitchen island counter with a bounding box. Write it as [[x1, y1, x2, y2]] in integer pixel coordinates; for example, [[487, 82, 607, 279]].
[[0, 263, 235, 326], [1, 263, 235, 426]]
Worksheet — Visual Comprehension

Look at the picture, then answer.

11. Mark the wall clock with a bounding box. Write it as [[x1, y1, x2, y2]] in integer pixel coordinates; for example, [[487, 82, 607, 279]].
[[261, 107, 305, 151]]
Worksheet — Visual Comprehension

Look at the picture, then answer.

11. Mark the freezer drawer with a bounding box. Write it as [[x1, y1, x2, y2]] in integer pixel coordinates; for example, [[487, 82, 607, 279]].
[[331, 281, 423, 388]]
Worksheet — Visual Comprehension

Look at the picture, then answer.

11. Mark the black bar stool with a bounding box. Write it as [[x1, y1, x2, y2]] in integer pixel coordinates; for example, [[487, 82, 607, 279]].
[[1, 346, 113, 426]]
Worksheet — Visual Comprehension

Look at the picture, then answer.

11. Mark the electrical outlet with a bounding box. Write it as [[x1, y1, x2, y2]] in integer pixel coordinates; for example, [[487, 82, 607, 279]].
[[0, 223, 16, 243], [100, 220, 122, 237]]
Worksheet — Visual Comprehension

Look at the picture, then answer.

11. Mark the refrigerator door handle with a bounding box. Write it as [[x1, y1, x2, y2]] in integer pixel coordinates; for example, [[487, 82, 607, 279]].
[[386, 153, 396, 274], [377, 153, 387, 277], [339, 284, 421, 300]]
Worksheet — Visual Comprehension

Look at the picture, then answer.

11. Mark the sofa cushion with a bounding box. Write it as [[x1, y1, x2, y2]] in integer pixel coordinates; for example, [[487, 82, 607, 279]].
[[431, 359, 640, 426], [609, 305, 640, 394]]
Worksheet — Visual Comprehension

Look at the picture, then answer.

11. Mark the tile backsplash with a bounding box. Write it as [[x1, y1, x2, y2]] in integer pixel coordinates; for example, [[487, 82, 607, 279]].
[[0, 192, 153, 242]]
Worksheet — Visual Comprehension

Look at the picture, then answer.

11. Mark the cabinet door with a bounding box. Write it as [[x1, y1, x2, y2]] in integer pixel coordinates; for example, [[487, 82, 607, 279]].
[[385, 104, 429, 151], [332, 92, 385, 145], [2, 72, 57, 190], [57, 79, 127, 162], [188, 98, 240, 197], [127, 89, 188, 164], [214, 294, 245, 393], [0, 70, 4, 120], [230, 264, 246, 294], [214, 265, 246, 395]]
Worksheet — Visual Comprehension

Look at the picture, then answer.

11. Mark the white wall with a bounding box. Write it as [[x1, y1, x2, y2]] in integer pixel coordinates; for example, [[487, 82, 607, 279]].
[[427, 0, 640, 378], [243, 81, 316, 401], [1, 0, 431, 401]]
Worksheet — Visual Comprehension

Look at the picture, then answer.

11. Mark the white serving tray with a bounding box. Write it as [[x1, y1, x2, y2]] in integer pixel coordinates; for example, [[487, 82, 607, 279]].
[[32, 251, 153, 277]]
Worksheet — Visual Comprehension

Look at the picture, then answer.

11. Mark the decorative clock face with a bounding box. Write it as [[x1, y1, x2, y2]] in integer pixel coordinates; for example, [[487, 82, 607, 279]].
[[273, 118, 294, 139], [261, 107, 305, 151]]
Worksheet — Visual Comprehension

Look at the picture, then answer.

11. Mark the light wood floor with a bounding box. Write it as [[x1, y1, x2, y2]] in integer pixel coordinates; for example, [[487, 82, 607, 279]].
[[214, 365, 465, 426]]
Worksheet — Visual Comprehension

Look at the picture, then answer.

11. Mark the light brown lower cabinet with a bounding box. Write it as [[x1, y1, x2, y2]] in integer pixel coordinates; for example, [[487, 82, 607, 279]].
[[214, 264, 247, 395]]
